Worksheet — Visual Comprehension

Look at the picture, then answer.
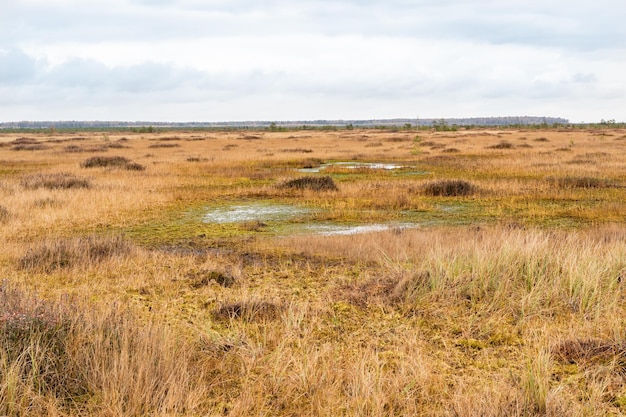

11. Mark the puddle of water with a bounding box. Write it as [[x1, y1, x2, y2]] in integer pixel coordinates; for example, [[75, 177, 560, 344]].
[[439, 204, 465, 213], [301, 222, 418, 236], [203, 203, 310, 223], [298, 162, 405, 173]]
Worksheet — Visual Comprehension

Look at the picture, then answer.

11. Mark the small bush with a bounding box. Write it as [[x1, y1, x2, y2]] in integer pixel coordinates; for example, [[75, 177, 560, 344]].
[[186, 156, 208, 162], [441, 147, 460, 153], [0, 205, 10, 222], [279, 148, 313, 153], [12, 137, 38, 144], [148, 143, 180, 148], [19, 235, 132, 272], [280, 176, 338, 191], [552, 338, 625, 365], [11, 144, 50, 151], [81, 156, 145, 171], [423, 179, 476, 197], [64, 145, 109, 153], [487, 141, 514, 149], [105, 142, 129, 149], [189, 270, 237, 288], [21, 172, 91, 190], [533, 137, 550, 142], [300, 158, 323, 169]]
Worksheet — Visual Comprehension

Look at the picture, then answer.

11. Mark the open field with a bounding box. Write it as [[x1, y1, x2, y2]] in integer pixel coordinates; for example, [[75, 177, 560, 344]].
[[1, 127, 626, 415]]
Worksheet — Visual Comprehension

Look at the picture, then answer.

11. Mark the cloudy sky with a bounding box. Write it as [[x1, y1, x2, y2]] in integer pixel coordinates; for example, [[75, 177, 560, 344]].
[[1, 0, 625, 123]]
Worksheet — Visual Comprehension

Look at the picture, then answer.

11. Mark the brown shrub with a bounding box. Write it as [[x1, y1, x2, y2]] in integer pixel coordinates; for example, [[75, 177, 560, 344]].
[[21, 172, 91, 190], [148, 143, 180, 148], [486, 141, 514, 149], [0, 205, 10, 222], [189, 270, 237, 288], [423, 179, 476, 197], [280, 175, 338, 191], [441, 147, 460, 153], [279, 148, 313, 153], [11, 144, 50, 151], [81, 156, 145, 171], [553, 338, 626, 366]]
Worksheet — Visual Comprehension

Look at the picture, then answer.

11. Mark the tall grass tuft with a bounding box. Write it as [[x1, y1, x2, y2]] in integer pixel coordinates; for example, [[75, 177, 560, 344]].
[[0, 284, 208, 416]]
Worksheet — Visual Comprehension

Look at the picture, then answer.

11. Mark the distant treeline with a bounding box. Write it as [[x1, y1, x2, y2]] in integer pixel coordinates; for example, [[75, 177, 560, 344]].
[[3, 117, 624, 132]]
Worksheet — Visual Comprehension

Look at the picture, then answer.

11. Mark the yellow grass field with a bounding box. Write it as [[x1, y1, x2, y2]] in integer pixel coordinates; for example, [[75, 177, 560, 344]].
[[1, 127, 626, 416]]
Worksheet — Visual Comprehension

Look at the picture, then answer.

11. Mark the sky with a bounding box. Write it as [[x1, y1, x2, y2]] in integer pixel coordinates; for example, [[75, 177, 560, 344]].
[[1, 0, 625, 123]]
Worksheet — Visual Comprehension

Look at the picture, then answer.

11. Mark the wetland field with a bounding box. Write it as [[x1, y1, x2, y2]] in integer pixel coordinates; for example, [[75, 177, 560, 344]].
[[1, 127, 626, 415]]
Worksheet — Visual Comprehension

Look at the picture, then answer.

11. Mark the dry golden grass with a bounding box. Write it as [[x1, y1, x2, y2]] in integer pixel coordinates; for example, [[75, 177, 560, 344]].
[[1, 127, 626, 415]]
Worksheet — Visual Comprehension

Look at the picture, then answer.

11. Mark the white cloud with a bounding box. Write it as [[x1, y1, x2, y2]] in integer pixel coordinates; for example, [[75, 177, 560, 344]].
[[1, 0, 625, 122]]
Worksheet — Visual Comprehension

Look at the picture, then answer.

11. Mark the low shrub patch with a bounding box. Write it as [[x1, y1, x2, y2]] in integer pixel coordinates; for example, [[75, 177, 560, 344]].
[[423, 179, 476, 197], [0, 205, 9, 222], [81, 156, 145, 171], [487, 141, 514, 149], [148, 143, 180, 148], [21, 172, 91, 190], [280, 175, 338, 191]]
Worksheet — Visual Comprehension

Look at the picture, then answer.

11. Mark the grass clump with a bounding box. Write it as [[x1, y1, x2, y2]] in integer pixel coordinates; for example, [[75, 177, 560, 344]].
[[0, 284, 207, 416], [19, 235, 132, 272], [81, 156, 145, 171], [148, 143, 180, 148], [422, 179, 476, 196], [487, 141, 514, 149], [11, 144, 50, 151], [0, 206, 9, 222], [189, 269, 237, 288], [21, 172, 91, 190], [280, 175, 338, 191]]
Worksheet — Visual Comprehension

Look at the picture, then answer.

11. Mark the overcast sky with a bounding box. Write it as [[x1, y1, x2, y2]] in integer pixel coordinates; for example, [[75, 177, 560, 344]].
[[1, 0, 625, 122]]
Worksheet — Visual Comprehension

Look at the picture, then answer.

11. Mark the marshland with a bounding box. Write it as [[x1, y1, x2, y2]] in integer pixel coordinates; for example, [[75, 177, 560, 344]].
[[1, 126, 626, 416]]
